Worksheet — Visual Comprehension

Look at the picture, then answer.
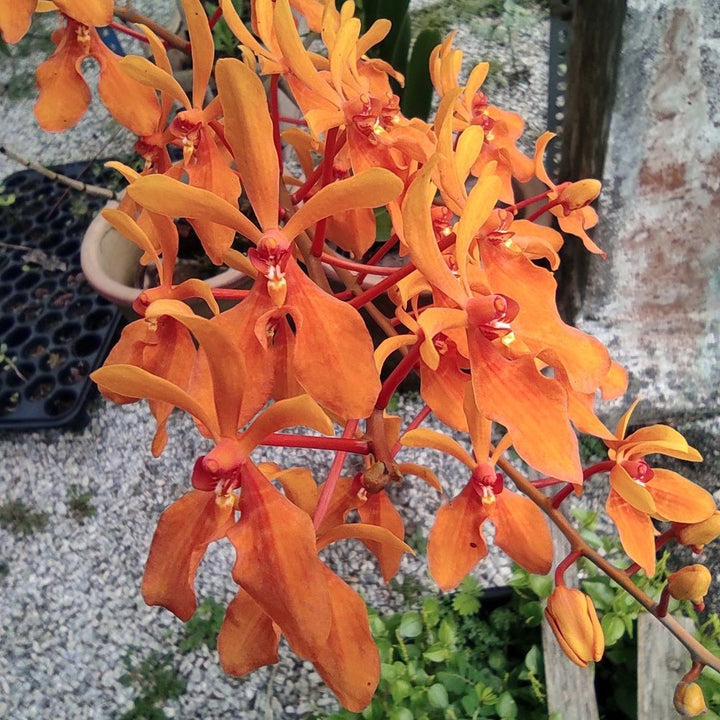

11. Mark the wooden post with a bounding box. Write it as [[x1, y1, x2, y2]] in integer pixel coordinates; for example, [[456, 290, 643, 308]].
[[554, 0, 627, 322]]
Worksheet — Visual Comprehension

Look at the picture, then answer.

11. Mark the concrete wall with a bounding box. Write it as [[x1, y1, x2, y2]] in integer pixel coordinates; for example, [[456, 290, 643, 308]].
[[579, 0, 720, 422]]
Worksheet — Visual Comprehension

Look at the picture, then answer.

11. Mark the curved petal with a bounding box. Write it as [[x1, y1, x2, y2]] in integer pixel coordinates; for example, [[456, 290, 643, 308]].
[[427, 484, 487, 591], [0, 0, 35, 44], [621, 424, 703, 463], [118, 55, 191, 110], [181, 0, 213, 108], [397, 463, 442, 493], [357, 492, 406, 582], [647, 469, 716, 524], [228, 461, 332, 659], [141, 490, 235, 621], [54, 0, 112, 26], [606, 490, 656, 576], [401, 427, 475, 470], [266, 466, 319, 516], [491, 490, 552, 574], [609, 463, 656, 515], [317, 521, 413, 555]]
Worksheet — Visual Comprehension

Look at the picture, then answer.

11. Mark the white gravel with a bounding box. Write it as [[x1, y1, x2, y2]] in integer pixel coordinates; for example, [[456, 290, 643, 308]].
[[0, 1, 549, 718]]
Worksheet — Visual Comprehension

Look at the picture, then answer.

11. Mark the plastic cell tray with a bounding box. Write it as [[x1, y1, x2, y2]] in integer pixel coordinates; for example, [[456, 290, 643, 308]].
[[0, 161, 123, 430]]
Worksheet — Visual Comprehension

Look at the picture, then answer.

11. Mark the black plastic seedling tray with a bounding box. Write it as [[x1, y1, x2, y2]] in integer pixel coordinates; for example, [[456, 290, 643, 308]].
[[0, 161, 123, 430]]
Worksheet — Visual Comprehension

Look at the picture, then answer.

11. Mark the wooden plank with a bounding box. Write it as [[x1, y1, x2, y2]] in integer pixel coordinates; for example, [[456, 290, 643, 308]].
[[637, 613, 695, 720], [543, 522, 600, 720]]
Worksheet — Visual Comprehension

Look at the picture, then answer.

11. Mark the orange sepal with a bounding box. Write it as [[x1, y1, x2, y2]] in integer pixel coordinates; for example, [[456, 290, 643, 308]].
[[606, 490, 657, 576], [427, 484, 488, 591], [0, 0, 35, 44], [647, 469, 716, 524], [218, 589, 281, 676], [228, 461, 332, 659], [357, 492, 405, 582], [54, 0, 112, 26], [141, 490, 235, 621]]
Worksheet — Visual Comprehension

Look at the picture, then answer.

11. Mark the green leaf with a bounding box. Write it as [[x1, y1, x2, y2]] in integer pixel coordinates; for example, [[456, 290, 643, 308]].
[[436, 672, 467, 695], [524, 645, 542, 674], [370, 614, 387, 637], [427, 683, 449, 709], [389, 709, 413, 720], [438, 619, 457, 646], [453, 592, 481, 617], [391, 678, 412, 704], [461, 691, 479, 715], [527, 574, 553, 599], [488, 649, 505, 671], [601, 613, 626, 647], [399, 612, 423, 638], [581, 579, 616, 608], [381, 662, 397, 682], [496, 691, 518, 718], [423, 643, 447, 663], [519, 600, 543, 625]]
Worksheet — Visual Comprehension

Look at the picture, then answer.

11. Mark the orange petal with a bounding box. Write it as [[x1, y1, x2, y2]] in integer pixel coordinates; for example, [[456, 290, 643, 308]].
[[118, 55, 191, 109], [401, 427, 475, 470], [621, 425, 703, 463], [491, 490, 552, 574], [310, 566, 380, 712], [266, 467, 319, 516], [54, 0, 112, 26], [419, 347, 470, 432], [283, 168, 403, 242], [427, 484, 487, 591], [219, 0, 267, 58], [142, 490, 235, 621], [397, 463, 442, 493], [609, 463, 656, 515], [315, 475, 361, 537], [218, 589, 281, 676], [647, 469, 716, 523], [614, 398, 642, 440], [467, 327, 582, 484], [317, 521, 413, 555], [606, 490, 656, 575], [533, 131, 556, 190], [180, 0, 214, 109], [416, 308, 468, 371], [286, 260, 381, 418], [34, 25, 90, 132], [0, 0, 35, 44], [215, 58, 279, 231], [228, 461, 332, 659], [357, 492, 406, 582]]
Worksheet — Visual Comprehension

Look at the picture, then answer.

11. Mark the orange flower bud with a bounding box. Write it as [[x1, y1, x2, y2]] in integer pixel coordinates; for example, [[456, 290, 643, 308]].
[[676, 510, 720, 550], [673, 681, 708, 717], [667, 565, 712, 606], [558, 179, 601, 211], [545, 587, 604, 667]]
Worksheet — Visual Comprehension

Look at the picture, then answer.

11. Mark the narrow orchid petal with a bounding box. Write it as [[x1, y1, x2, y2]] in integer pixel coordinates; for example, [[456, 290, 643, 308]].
[[142, 490, 235, 621], [105, 160, 141, 184], [374, 334, 418, 374], [465, 61, 489, 98], [419, 350, 469, 432], [237, 395, 334, 457], [416, 307, 467, 370], [330, 17, 361, 94], [397, 463, 442, 493], [491, 491, 552, 574], [284, 169, 403, 241], [0, 0, 35, 43], [609, 464, 656, 514], [218, 589, 281, 676], [356, 18, 391, 57], [215, 58, 279, 231], [401, 428, 476, 470], [145, 300, 246, 437], [127, 175, 262, 246], [621, 425, 702, 461], [118, 55, 191, 110], [54, 0, 112, 26], [228, 461, 332, 659], [428, 485, 488, 591], [614, 398, 642, 440], [534, 131, 556, 190], [219, 0, 267, 57], [91, 364, 220, 439], [102, 208, 161, 272], [357, 492, 406, 582], [266, 467, 319, 516], [606, 490, 656, 576], [403, 160, 467, 307], [317, 521, 413, 554], [647, 469, 715, 523], [456, 126, 486, 184], [463, 385, 492, 461], [311, 567, 380, 712], [180, 0, 214, 108]]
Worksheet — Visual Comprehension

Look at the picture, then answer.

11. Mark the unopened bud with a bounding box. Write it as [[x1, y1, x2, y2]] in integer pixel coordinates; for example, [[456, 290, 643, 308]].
[[673, 681, 707, 717], [558, 179, 601, 211], [676, 510, 720, 551], [545, 587, 604, 667], [667, 565, 712, 607]]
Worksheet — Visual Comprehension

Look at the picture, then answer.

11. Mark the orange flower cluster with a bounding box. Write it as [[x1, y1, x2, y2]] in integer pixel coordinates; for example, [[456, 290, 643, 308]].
[[5, 0, 718, 709]]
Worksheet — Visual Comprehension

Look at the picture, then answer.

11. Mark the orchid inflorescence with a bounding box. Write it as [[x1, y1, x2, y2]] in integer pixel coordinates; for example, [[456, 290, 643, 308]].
[[3, 0, 719, 713]]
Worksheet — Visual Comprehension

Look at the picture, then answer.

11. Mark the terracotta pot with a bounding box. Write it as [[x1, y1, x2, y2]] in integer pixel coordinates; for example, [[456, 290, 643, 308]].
[[80, 203, 247, 318]]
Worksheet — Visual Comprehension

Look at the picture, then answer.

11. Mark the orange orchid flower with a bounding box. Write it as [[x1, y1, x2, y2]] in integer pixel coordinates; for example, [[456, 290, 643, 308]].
[[603, 400, 715, 575], [403, 390, 552, 590], [34, 11, 160, 133]]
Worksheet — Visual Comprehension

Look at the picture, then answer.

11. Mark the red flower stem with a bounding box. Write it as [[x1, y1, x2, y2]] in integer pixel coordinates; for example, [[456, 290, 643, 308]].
[[313, 419, 359, 530], [496, 454, 720, 675], [110, 22, 151, 44], [506, 189, 552, 214], [263, 432, 369, 454], [656, 586, 671, 618], [531, 477, 566, 489], [208, 120, 234, 156], [310, 127, 339, 257], [355, 234, 400, 284], [320, 252, 403, 276], [554, 549, 583, 586], [349, 234, 456, 309], [279, 115, 308, 126], [684, 661, 704, 683], [270, 75, 283, 175], [210, 288, 249, 300], [551, 460, 615, 508], [375, 335, 424, 411], [207, 5, 223, 30], [527, 198, 562, 223], [391, 404, 432, 458], [291, 163, 324, 204]]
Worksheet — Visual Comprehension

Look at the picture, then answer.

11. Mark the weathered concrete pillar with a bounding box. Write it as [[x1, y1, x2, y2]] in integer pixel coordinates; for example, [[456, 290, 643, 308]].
[[579, 0, 720, 423]]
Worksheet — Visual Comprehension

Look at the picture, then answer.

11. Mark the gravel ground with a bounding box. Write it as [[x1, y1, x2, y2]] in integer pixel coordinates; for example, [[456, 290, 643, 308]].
[[0, 3, 550, 718]]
